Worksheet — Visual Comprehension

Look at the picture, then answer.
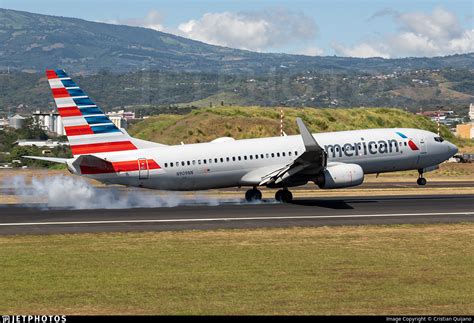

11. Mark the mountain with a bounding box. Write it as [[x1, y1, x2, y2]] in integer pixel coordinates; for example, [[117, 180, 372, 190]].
[[1, 8, 474, 74]]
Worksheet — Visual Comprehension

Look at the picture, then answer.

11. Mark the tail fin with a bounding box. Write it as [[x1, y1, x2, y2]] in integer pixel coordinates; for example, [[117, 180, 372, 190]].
[[46, 69, 138, 157]]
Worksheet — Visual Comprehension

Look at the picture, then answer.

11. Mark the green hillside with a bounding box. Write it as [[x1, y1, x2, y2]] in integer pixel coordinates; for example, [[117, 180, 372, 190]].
[[128, 106, 461, 145]]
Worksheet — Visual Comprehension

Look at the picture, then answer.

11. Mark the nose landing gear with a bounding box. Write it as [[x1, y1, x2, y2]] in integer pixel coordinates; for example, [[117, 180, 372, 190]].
[[417, 169, 427, 186]]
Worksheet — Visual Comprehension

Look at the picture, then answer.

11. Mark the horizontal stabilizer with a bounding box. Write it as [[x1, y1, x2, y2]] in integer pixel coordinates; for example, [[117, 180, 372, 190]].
[[22, 156, 69, 164], [120, 128, 168, 148]]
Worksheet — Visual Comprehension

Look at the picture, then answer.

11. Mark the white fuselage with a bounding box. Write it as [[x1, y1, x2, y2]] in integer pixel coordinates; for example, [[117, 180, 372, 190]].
[[69, 128, 458, 191]]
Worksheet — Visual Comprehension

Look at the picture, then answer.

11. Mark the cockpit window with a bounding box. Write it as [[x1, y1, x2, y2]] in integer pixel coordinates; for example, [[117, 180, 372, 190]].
[[434, 136, 444, 143]]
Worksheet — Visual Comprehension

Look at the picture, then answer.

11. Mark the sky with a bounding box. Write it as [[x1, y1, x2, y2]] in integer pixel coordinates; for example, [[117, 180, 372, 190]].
[[1, 0, 473, 58]]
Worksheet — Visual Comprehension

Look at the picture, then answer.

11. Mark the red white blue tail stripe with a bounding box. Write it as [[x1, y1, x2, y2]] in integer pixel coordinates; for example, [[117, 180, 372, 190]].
[[46, 69, 138, 157]]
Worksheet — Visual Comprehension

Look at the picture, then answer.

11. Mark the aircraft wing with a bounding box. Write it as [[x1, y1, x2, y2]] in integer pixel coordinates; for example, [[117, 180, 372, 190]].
[[22, 156, 69, 164], [259, 118, 327, 186]]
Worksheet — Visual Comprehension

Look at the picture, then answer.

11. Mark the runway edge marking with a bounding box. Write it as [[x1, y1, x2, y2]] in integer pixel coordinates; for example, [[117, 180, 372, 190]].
[[1, 211, 474, 226]]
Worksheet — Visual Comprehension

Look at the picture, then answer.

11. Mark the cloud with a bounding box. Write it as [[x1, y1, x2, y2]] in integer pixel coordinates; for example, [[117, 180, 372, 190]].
[[333, 43, 389, 58], [175, 8, 318, 52], [336, 7, 474, 58], [449, 29, 474, 53], [396, 7, 462, 41], [106, 10, 165, 31], [366, 7, 398, 21], [295, 46, 324, 56]]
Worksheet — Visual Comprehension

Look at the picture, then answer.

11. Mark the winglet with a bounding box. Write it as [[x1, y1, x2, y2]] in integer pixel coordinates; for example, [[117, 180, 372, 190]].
[[296, 118, 322, 152]]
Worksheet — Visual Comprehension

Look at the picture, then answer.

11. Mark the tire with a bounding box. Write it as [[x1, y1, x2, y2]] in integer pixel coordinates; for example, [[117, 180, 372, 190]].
[[281, 190, 293, 203], [245, 188, 262, 202], [275, 190, 283, 202], [417, 178, 427, 186], [275, 189, 293, 203]]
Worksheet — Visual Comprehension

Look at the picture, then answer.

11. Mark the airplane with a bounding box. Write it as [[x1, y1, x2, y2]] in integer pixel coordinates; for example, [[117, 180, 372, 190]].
[[24, 69, 459, 203]]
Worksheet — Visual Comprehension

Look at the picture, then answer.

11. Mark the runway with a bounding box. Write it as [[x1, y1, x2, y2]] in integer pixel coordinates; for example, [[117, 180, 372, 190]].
[[0, 194, 473, 235]]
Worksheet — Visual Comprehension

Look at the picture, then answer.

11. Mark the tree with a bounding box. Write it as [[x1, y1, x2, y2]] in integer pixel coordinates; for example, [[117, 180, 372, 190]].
[[16, 117, 48, 140]]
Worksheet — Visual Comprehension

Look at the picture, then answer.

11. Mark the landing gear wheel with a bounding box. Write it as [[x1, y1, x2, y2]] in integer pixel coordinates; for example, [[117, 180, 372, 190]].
[[275, 189, 293, 203], [245, 188, 262, 202], [417, 177, 427, 186], [417, 169, 427, 186]]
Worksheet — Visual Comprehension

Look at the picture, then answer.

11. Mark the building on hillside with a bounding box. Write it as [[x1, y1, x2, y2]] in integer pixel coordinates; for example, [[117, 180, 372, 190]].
[[455, 104, 474, 140], [32, 111, 64, 136], [456, 123, 474, 140], [0, 118, 8, 130], [8, 114, 26, 129], [105, 110, 136, 129]]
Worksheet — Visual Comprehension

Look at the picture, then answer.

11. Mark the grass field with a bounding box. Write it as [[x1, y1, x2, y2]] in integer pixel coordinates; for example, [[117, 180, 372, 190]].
[[1, 224, 473, 315]]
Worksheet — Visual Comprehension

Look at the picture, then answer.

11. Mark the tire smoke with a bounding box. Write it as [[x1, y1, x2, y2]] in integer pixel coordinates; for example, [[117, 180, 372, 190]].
[[4, 175, 243, 210]]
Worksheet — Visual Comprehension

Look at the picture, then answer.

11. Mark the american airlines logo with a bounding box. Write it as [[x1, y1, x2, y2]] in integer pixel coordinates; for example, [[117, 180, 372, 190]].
[[324, 132, 417, 158]]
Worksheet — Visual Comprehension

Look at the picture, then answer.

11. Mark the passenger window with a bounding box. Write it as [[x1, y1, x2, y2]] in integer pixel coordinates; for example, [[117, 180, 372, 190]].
[[220, 158, 224, 163], [244, 156, 247, 160], [214, 158, 218, 163], [295, 151, 298, 156], [170, 162, 173, 167], [198, 160, 201, 165], [192, 160, 196, 165], [232, 157, 236, 161], [282, 152, 286, 157], [289, 151, 292, 156], [238, 156, 241, 161], [404, 142, 407, 146], [266, 153, 269, 158], [209, 159, 212, 164], [261, 154, 264, 158], [187, 161, 190, 166], [271, 153, 275, 158], [181, 161, 185, 166], [277, 152, 280, 157], [255, 155, 258, 159], [226, 157, 230, 162], [203, 159, 207, 164], [250, 155, 253, 160], [165, 163, 168, 168]]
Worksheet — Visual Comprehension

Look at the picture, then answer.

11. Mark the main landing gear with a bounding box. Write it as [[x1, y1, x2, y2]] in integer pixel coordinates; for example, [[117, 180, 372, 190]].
[[244, 187, 294, 203], [245, 187, 262, 202], [275, 189, 293, 203], [417, 169, 427, 186]]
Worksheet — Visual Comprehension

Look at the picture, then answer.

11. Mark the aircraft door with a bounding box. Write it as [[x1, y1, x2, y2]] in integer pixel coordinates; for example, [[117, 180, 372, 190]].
[[138, 158, 149, 179], [418, 136, 427, 154]]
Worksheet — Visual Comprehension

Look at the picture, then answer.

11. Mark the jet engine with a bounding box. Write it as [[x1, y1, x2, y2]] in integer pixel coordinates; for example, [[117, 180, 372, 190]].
[[316, 163, 364, 189]]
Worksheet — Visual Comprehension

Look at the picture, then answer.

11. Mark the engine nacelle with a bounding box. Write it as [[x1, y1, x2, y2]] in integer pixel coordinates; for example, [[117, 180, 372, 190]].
[[316, 163, 364, 189]]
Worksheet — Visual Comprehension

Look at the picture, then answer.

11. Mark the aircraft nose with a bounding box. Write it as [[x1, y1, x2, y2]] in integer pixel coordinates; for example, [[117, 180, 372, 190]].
[[447, 141, 458, 156]]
